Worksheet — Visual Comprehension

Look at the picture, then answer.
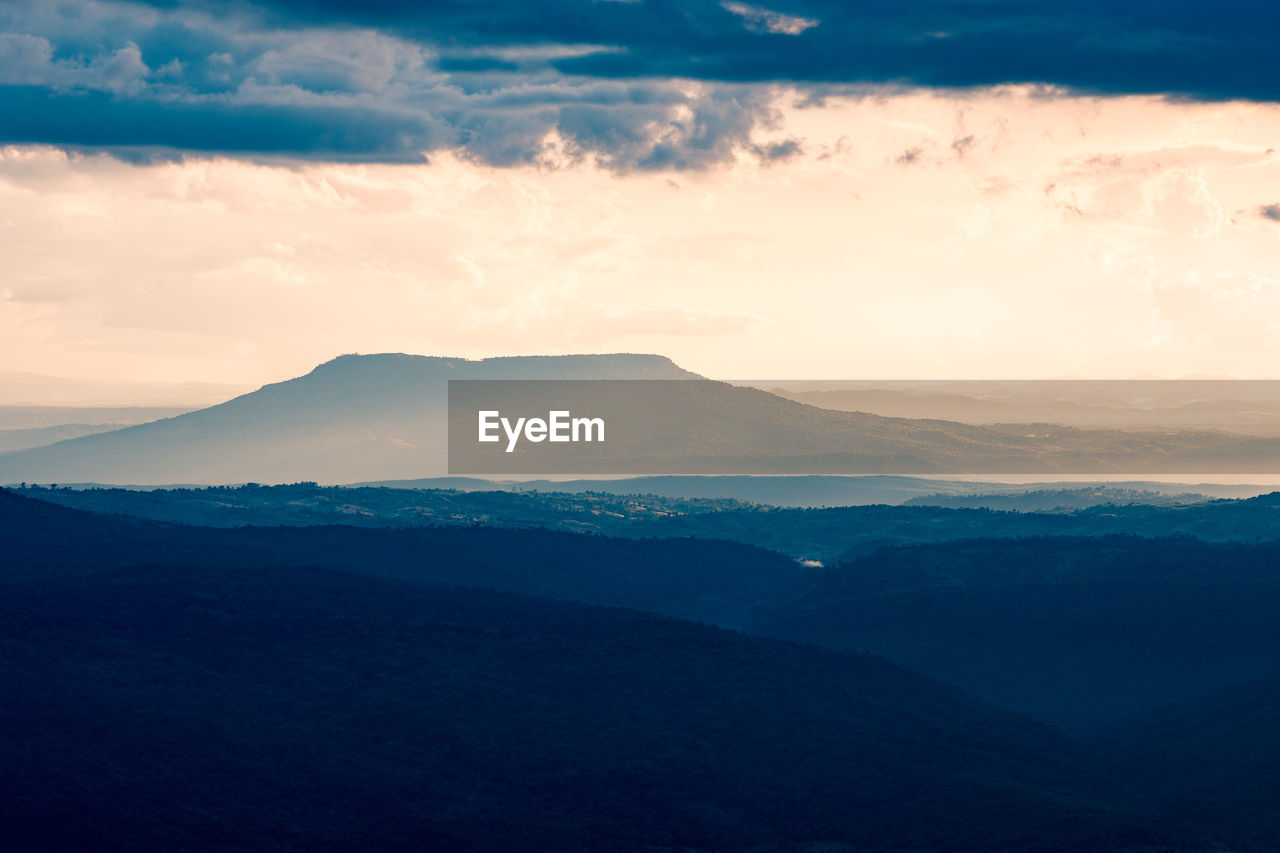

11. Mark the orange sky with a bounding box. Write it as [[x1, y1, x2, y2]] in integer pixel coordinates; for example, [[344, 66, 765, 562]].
[[2, 86, 1279, 391]]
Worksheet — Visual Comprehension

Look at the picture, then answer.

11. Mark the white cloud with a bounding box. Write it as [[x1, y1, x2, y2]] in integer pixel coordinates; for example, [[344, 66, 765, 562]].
[[721, 2, 820, 35], [0, 33, 148, 93], [2, 89, 1280, 386]]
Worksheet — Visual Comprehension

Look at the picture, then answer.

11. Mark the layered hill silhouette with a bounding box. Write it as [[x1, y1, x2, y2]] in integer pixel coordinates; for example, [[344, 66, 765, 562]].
[[0, 488, 806, 629], [751, 535, 1280, 728], [9, 488, 1280, 848], [3, 566, 1180, 852], [4, 352, 1280, 484], [19, 479, 1280, 567], [0, 491, 1197, 852], [1099, 674, 1280, 848], [11, 485, 1280, 731]]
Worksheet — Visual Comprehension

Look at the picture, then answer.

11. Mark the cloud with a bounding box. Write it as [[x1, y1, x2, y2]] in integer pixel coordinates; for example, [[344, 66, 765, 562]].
[[0, 1, 796, 169], [4, 90, 1280, 382], [275, 0, 1277, 100], [950, 134, 977, 158], [1261, 204, 1280, 221], [720, 2, 819, 36], [0, 0, 1277, 167], [0, 33, 149, 94], [895, 146, 923, 166]]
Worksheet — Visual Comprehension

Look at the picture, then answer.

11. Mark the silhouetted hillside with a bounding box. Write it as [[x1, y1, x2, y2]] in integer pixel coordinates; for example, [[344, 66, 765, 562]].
[[624, 492, 1280, 560], [0, 562, 1187, 852], [1099, 676, 1280, 849], [752, 535, 1280, 728], [519, 476, 1252, 507], [18, 483, 1280, 562], [8, 489, 1280, 848], [8, 481, 752, 530], [0, 489, 807, 629], [368, 473, 1019, 507], [12, 486, 1280, 732]]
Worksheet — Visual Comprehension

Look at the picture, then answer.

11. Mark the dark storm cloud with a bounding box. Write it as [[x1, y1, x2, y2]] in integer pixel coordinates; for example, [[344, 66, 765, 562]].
[[0, 1, 808, 168], [0, 85, 444, 162], [0, 0, 1276, 168], [234, 0, 1280, 99]]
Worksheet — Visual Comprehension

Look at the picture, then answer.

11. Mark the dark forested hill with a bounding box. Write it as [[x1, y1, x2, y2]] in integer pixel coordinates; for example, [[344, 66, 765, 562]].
[[1097, 675, 1280, 849], [901, 487, 1215, 512], [8, 481, 754, 530], [752, 535, 1280, 729], [16, 482, 1280, 563], [0, 562, 1188, 852], [6, 488, 1280, 849], [627, 491, 1280, 560], [0, 489, 808, 629], [369, 475, 1262, 507]]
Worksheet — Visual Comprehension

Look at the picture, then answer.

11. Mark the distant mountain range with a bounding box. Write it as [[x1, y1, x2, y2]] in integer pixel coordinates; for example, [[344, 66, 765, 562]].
[[365, 474, 1264, 508], [0, 405, 195, 430], [771, 380, 1280, 436], [0, 370, 247, 407], [0, 423, 129, 453], [4, 352, 1280, 485]]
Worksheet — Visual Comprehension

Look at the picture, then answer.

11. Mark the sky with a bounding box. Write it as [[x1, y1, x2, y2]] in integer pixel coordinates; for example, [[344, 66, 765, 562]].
[[1, 0, 1278, 392]]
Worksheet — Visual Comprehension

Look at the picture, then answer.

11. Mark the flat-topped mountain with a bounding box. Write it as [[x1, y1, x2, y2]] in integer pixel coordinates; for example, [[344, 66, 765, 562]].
[[0, 353, 698, 485], [5, 351, 1280, 485]]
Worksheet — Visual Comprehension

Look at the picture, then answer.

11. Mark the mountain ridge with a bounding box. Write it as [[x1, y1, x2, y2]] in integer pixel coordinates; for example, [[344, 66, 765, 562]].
[[5, 351, 1280, 485], [0, 352, 700, 485]]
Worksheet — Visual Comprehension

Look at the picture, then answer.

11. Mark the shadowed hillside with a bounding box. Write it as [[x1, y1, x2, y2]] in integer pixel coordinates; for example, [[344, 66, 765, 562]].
[[5, 489, 1280, 848], [752, 535, 1280, 728], [12, 486, 1280, 731], [0, 488, 811, 629], [0, 563, 1188, 852], [18, 483, 1280, 563], [1098, 675, 1280, 849]]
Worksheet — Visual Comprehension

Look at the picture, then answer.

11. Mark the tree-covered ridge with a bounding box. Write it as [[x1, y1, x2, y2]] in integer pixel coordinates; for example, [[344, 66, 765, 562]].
[[16, 482, 1280, 562], [7, 489, 1280, 849], [751, 535, 1280, 728], [11, 481, 752, 529], [0, 489, 806, 630], [0, 563, 1196, 852]]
